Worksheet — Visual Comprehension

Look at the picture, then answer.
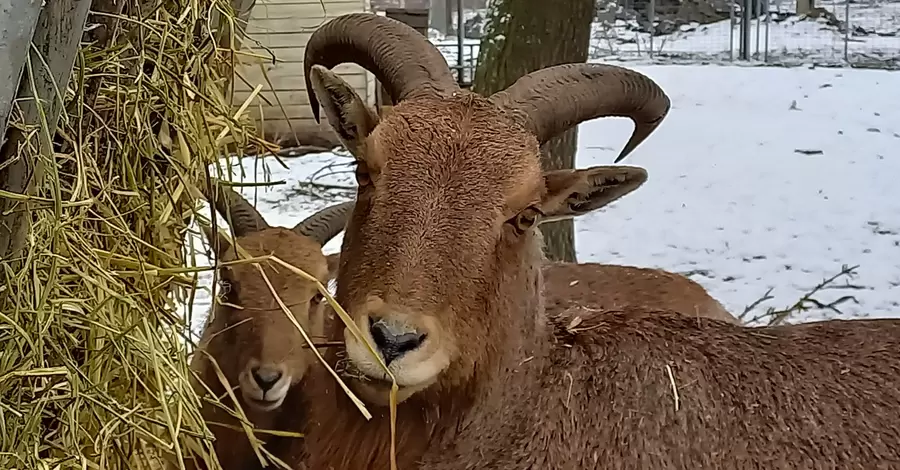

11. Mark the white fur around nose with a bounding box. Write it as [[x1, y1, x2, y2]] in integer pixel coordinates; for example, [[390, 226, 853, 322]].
[[344, 313, 450, 395], [239, 362, 291, 412]]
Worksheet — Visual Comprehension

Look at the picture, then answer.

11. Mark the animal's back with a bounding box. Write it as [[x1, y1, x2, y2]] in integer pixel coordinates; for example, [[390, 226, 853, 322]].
[[547, 311, 900, 469], [542, 262, 737, 324], [426, 309, 900, 469]]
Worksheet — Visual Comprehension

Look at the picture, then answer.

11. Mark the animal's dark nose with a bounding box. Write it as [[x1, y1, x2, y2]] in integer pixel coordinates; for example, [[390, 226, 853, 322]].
[[251, 365, 283, 392], [369, 317, 426, 366]]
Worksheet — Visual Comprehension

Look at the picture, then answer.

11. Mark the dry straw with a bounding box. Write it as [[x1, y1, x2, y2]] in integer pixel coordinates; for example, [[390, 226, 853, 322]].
[[0, 0, 267, 466], [0, 0, 402, 465]]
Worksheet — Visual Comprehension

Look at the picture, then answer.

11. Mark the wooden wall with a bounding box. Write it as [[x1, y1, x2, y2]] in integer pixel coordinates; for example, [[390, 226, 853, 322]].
[[233, 0, 375, 140]]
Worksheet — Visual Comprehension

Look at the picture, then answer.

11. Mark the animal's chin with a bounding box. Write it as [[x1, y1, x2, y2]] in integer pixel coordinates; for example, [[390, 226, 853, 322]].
[[343, 343, 444, 388], [242, 392, 286, 412], [238, 372, 291, 412], [345, 374, 421, 406], [338, 360, 419, 406]]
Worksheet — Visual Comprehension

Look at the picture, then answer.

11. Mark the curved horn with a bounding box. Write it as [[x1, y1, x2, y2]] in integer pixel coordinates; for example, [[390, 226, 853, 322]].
[[304, 13, 458, 122], [292, 201, 355, 246], [488, 63, 671, 163], [200, 179, 270, 237]]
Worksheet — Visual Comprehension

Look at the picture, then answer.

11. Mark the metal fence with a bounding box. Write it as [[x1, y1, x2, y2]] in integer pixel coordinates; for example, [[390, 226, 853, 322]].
[[429, 0, 900, 77], [591, 0, 900, 68], [431, 41, 480, 84]]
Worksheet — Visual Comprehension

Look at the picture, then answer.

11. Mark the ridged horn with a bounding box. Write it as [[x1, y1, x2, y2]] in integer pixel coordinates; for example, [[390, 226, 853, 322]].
[[304, 13, 458, 122], [488, 63, 671, 162], [292, 201, 355, 247], [201, 179, 270, 237]]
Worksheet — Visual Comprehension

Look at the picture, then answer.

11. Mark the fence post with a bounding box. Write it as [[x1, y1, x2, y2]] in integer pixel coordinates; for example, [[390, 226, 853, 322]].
[[754, 0, 761, 59], [0, 0, 44, 143], [764, 0, 771, 62], [729, 0, 735, 60], [0, 0, 91, 264], [843, 0, 851, 63], [648, 0, 656, 58], [218, 0, 255, 49], [456, 0, 465, 84], [740, 0, 751, 59]]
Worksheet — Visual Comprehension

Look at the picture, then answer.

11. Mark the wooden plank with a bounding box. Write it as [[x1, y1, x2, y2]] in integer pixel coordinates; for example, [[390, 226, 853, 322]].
[[241, 31, 314, 48], [234, 85, 369, 109], [217, 0, 256, 49], [234, 76, 366, 96], [235, 81, 375, 113], [236, 61, 364, 78], [246, 16, 337, 32], [235, 63, 368, 90], [241, 45, 308, 62], [233, 89, 315, 107], [247, 104, 319, 121], [250, 118, 333, 140], [252, 118, 293, 137], [250, 1, 362, 20], [0, 0, 91, 262], [0, 0, 43, 140], [246, 104, 321, 120]]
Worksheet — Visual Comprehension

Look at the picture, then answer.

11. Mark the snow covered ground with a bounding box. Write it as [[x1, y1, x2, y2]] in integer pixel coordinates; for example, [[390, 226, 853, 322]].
[[179, 63, 900, 340]]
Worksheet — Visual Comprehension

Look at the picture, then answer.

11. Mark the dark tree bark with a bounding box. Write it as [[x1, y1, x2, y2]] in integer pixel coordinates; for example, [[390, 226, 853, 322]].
[[472, 0, 594, 263]]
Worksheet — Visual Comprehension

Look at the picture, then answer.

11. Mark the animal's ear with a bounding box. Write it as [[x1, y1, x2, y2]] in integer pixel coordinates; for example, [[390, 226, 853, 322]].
[[308, 65, 379, 157], [325, 252, 341, 281], [200, 221, 235, 259], [538, 165, 648, 223]]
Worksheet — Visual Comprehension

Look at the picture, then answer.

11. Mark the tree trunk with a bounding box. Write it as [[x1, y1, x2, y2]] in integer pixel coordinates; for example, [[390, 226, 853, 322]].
[[472, 0, 594, 263], [445, 0, 455, 34], [430, 0, 447, 34]]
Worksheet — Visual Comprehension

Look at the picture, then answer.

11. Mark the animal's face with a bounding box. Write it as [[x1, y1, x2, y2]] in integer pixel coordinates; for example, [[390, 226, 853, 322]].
[[309, 68, 649, 406], [207, 228, 330, 411], [338, 96, 545, 404], [301, 13, 669, 406]]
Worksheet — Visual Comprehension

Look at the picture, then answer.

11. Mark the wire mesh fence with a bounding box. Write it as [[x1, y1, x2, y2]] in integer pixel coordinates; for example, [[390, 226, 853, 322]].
[[590, 0, 900, 68], [427, 0, 900, 81]]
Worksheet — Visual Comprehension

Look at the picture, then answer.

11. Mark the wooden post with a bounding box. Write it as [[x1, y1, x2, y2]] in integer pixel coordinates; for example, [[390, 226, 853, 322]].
[[0, 0, 91, 264], [376, 8, 430, 117], [0, 0, 44, 142], [217, 0, 256, 50]]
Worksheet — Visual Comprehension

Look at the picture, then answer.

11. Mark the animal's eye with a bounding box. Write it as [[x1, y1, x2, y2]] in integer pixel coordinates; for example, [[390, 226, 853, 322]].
[[311, 292, 325, 305], [511, 206, 542, 233], [354, 160, 371, 187]]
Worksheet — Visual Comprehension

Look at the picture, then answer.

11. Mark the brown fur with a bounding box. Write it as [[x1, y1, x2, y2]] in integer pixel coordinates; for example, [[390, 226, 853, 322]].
[[185, 228, 333, 470], [217, 259, 737, 467], [542, 262, 738, 324], [311, 261, 738, 366], [416, 308, 900, 469], [293, 64, 900, 470]]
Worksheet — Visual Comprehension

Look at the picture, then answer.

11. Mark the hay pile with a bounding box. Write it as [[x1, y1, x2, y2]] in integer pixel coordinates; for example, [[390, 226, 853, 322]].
[[0, 0, 264, 467]]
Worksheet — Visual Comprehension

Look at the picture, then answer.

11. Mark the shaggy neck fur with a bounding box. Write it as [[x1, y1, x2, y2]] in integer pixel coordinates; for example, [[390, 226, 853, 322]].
[[302, 231, 552, 470]]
